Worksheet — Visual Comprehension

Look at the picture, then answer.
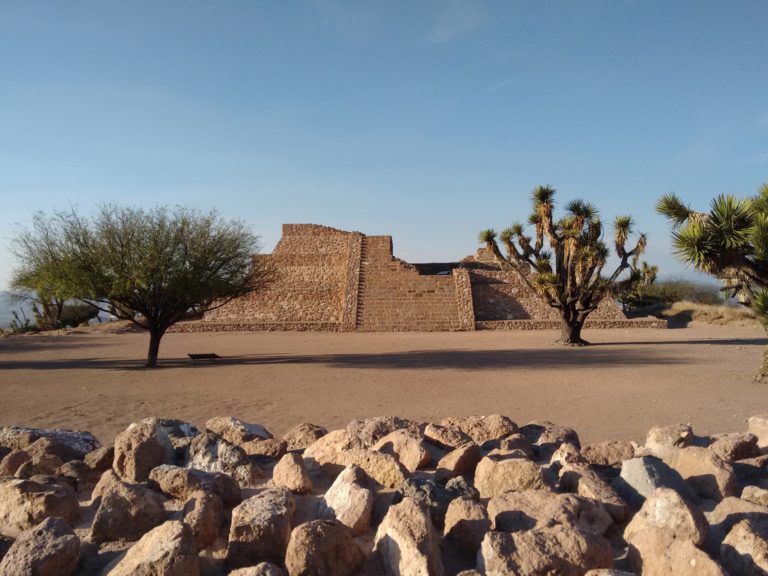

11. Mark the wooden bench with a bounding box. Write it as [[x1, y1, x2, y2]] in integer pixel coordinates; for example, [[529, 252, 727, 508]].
[[188, 353, 221, 362]]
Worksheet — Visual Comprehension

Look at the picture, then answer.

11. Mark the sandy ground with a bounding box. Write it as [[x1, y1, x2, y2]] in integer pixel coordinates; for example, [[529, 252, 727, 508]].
[[1, 323, 767, 447]]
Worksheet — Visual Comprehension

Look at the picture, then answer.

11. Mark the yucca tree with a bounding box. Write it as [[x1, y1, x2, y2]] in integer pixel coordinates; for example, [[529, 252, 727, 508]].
[[480, 185, 647, 345], [657, 184, 768, 378]]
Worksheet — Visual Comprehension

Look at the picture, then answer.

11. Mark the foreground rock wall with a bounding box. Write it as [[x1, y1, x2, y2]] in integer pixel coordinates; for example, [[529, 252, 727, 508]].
[[2, 415, 768, 575]]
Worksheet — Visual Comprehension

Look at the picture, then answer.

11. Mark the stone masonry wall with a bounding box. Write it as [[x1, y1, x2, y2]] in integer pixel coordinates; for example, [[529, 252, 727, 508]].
[[355, 236, 463, 331], [204, 224, 360, 328]]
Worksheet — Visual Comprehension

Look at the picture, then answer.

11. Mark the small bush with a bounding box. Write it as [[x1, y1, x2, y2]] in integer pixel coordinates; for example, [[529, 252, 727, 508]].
[[640, 279, 723, 305]]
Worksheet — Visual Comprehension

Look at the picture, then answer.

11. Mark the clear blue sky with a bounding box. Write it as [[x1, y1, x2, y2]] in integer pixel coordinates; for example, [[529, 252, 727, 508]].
[[2, 1, 767, 289]]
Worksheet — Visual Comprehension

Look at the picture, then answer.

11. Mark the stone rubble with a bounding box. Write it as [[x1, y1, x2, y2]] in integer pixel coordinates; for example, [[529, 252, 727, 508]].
[[1, 414, 768, 574]]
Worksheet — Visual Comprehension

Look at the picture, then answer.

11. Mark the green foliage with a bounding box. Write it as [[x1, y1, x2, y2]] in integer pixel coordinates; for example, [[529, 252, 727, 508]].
[[657, 183, 768, 323], [9, 309, 37, 334], [481, 185, 647, 344], [10, 205, 271, 366]]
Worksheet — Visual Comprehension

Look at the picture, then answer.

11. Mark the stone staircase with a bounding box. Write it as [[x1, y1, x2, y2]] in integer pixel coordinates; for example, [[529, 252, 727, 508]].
[[354, 237, 369, 329]]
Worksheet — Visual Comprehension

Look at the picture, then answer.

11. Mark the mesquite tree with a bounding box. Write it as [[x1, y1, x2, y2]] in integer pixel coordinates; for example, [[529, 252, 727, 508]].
[[11, 205, 271, 367], [480, 185, 646, 345], [657, 184, 768, 378]]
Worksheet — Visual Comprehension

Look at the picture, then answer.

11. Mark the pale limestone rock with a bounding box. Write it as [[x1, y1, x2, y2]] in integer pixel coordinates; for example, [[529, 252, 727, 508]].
[[474, 456, 550, 499], [440, 415, 517, 444], [228, 488, 295, 568], [373, 429, 430, 473], [656, 446, 737, 500], [742, 485, 768, 507], [550, 442, 588, 468], [183, 490, 223, 550], [623, 488, 707, 547], [113, 418, 174, 483], [90, 476, 167, 543], [626, 527, 726, 576], [709, 432, 760, 461], [478, 526, 613, 576], [520, 421, 580, 461], [721, 519, 768, 575], [435, 443, 481, 482], [645, 424, 693, 453], [282, 423, 327, 451], [487, 489, 612, 535], [186, 433, 263, 488], [318, 465, 373, 535], [0, 477, 79, 538], [229, 565, 284, 576], [0, 426, 99, 457], [284, 520, 364, 576], [374, 497, 445, 576], [149, 464, 241, 505], [272, 452, 313, 494], [424, 423, 472, 449], [346, 416, 420, 448], [205, 416, 272, 444], [302, 429, 355, 469], [748, 414, 768, 450], [104, 520, 200, 576], [443, 497, 490, 555], [560, 463, 628, 521], [582, 441, 635, 467], [337, 448, 408, 488], [0, 517, 79, 576]]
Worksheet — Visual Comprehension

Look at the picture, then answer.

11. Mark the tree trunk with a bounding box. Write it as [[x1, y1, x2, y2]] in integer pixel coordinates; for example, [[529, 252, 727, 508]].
[[558, 318, 589, 346], [145, 328, 165, 368]]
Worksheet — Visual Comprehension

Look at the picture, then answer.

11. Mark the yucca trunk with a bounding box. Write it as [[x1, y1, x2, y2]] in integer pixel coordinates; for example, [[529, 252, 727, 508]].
[[558, 309, 589, 346]]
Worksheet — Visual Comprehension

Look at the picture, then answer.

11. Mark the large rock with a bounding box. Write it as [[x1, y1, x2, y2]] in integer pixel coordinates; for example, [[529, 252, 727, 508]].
[[336, 448, 408, 488], [645, 424, 693, 453], [282, 423, 327, 451], [154, 418, 200, 450], [742, 485, 768, 507], [318, 466, 373, 535], [478, 526, 613, 576], [435, 443, 481, 482], [373, 429, 430, 473], [149, 464, 241, 505], [183, 490, 223, 550], [441, 415, 517, 444], [474, 456, 550, 499], [374, 497, 445, 576], [104, 520, 200, 576], [721, 519, 768, 575], [748, 414, 768, 450], [0, 477, 79, 538], [113, 418, 175, 482], [623, 488, 708, 547], [582, 441, 635, 467], [395, 477, 479, 529], [284, 520, 364, 576], [302, 429, 355, 469], [487, 489, 612, 535], [346, 416, 420, 448], [84, 446, 115, 472], [230, 565, 284, 576], [613, 456, 698, 508], [656, 446, 737, 500], [0, 517, 79, 576], [90, 475, 167, 542], [186, 433, 263, 488], [626, 527, 726, 575], [560, 463, 628, 521], [708, 432, 760, 462], [423, 423, 473, 449], [520, 421, 580, 461], [0, 426, 99, 457], [228, 488, 295, 568], [205, 416, 272, 444], [0, 450, 31, 477], [705, 496, 768, 545], [443, 497, 490, 555], [272, 453, 313, 494]]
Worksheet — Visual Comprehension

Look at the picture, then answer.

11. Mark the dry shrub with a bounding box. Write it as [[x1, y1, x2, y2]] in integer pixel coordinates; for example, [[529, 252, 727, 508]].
[[661, 300, 760, 327]]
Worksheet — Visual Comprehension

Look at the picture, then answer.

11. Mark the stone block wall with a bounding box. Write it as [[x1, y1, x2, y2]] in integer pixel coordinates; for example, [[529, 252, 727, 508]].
[[192, 224, 658, 332]]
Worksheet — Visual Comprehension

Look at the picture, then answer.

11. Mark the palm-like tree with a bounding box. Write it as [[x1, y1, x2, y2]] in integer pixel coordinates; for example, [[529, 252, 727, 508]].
[[481, 185, 647, 345], [657, 184, 768, 378]]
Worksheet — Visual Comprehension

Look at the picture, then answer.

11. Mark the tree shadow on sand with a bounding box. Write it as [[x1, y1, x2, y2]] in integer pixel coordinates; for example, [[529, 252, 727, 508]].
[[0, 346, 700, 372]]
